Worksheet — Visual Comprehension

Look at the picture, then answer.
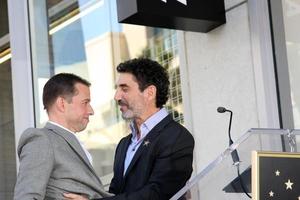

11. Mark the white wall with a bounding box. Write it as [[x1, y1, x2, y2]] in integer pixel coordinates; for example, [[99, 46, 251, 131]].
[[178, 0, 266, 173]]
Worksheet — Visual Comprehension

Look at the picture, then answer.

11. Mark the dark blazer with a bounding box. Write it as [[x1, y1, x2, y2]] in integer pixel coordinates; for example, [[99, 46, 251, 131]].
[[102, 115, 194, 200]]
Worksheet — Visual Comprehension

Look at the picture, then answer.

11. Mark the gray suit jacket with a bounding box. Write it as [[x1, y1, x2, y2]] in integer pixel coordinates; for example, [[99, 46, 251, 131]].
[[14, 122, 113, 200]]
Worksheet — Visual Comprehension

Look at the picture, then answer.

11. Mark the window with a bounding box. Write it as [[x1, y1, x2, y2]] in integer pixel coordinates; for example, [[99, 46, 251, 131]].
[[282, 0, 300, 128], [29, 0, 184, 179]]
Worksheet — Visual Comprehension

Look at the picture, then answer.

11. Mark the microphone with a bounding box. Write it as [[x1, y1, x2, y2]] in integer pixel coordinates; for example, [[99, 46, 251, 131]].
[[217, 106, 240, 165], [217, 106, 227, 113], [217, 107, 251, 198]]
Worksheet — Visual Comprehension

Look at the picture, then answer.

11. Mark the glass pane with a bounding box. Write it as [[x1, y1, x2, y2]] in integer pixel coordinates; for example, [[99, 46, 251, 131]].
[[172, 129, 299, 200], [29, 0, 184, 180], [282, 0, 300, 128], [0, 0, 16, 198]]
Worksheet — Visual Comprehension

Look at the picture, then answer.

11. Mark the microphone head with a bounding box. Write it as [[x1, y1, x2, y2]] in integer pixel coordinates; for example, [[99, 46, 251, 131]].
[[217, 107, 227, 113]]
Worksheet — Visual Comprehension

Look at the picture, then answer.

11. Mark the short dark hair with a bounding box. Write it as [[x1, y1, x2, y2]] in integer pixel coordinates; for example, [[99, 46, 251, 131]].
[[116, 58, 170, 108], [43, 73, 91, 111]]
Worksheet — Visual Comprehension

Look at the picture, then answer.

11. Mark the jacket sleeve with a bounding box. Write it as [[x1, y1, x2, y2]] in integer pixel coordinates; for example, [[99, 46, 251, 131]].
[[103, 129, 194, 200], [14, 128, 54, 200]]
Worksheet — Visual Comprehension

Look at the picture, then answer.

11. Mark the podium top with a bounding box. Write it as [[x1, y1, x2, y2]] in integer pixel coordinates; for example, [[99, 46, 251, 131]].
[[171, 128, 300, 200]]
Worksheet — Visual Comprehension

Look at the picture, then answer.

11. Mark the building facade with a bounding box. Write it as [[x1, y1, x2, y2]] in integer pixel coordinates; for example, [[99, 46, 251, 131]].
[[0, 0, 300, 199]]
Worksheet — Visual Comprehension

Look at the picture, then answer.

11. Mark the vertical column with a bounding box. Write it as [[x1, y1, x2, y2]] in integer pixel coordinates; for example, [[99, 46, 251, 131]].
[[248, 0, 281, 128], [7, 0, 35, 168]]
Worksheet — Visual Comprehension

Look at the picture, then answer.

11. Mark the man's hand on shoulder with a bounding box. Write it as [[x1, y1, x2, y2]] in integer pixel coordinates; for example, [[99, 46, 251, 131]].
[[63, 193, 89, 200]]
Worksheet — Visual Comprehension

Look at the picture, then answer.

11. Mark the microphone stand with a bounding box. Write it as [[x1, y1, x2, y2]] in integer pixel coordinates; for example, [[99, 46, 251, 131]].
[[227, 109, 240, 166], [217, 107, 251, 199]]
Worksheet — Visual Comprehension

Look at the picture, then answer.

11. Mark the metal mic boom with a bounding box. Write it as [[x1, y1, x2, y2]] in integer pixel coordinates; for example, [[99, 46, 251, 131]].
[[217, 106, 240, 165]]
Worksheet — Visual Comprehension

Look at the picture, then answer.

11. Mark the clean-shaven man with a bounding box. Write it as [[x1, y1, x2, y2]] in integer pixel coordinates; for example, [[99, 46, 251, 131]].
[[14, 73, 113, 200]]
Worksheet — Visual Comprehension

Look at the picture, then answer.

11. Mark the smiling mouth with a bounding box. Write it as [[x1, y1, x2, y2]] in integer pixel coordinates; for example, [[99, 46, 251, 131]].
[[120, 105, 127, 112], [118, 100, 128, 110]]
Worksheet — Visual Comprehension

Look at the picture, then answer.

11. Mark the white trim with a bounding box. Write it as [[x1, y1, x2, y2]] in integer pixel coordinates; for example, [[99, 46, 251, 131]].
[[248, 0, 280, 128], [7, 0, 35, 169]]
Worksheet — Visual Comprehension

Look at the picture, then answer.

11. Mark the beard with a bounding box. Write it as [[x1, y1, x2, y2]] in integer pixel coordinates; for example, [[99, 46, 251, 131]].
[[118, 99, 143, 120], [121, 110, 135, 120]]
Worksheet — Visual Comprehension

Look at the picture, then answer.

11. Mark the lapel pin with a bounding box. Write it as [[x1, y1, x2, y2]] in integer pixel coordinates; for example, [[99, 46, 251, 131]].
[[143, 140, 150, 146]]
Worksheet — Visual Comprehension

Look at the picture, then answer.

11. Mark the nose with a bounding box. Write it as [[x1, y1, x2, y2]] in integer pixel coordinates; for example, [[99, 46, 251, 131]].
[[88, 104, 94, 115], [114, 89, 121, 101]]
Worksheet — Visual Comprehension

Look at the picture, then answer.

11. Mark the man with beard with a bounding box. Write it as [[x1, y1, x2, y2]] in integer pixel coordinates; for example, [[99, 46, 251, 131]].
[[64, 58, 194, 200]]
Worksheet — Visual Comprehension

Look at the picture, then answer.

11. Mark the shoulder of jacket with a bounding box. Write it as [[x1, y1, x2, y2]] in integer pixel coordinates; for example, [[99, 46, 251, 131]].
[[163, 120, 194, 140], [19, 127, 54, 144], [21, 127, 45, 137], [17, 127, 54, 155]]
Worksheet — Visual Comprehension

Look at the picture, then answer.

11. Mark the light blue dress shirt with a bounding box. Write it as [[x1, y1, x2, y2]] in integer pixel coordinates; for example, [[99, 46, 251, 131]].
[[123, 108, 169, 175]]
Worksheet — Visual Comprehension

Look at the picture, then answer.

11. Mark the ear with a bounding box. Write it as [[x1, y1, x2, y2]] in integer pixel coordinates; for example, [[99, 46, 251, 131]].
[[144, 85, 157, 101], [55, 96, 66, 112]]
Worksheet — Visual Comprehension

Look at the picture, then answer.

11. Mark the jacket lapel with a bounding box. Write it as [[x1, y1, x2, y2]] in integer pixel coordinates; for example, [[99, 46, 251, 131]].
[[44, 122, 102, 184], [124, 115, 173, 178], [119, 136, 132, 175]]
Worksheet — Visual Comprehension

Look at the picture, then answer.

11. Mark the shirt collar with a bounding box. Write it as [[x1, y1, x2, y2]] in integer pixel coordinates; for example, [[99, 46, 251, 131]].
[[129, 108, 169, 140], [47, 121, 93, 165], [48, 121, 76, 135], [48, 121, 85, 150]]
